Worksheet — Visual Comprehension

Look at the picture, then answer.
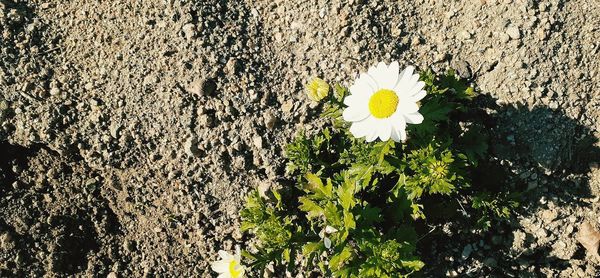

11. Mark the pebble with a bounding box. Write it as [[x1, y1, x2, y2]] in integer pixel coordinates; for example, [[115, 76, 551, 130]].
[[281, 100, 294, 114], [499, 32, 510, 43], [49, 87, 60, 96], [252, 135, 263, 149], [186, 78, 216, 96], [461, 244, 473, 260], [182, 23, 196, 40], [225, 58, 239, 75], [184, 136, 201, 157], [541, 210, 558, 222], [107, 272, 118, 278], [483, 257, 497, 267], [506, 26, 521, 40], [264, 113, 276, 129]]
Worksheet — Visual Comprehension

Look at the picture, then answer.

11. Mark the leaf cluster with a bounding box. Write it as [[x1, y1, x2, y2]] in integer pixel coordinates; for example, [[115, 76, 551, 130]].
[[241, 70, 517, 276]]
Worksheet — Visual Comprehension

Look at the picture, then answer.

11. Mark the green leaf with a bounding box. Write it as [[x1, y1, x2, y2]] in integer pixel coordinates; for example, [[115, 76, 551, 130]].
[[337, 180, 356, 211], [305, 173, 333, 199], [401, 259, 425, 270], [419, 97, 453, 122], [302, 242, 322, 256], [329, 246, 353, 271], [343, 210, 356, 230], [299, 197, 324, 220]]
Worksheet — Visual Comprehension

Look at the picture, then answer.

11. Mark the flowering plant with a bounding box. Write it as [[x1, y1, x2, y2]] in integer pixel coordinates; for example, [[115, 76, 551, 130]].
[[231, 63, 517, 277]]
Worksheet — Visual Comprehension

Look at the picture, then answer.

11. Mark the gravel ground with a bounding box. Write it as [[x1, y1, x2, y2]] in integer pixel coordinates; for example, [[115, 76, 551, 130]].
[[0, 0, 598, 277]]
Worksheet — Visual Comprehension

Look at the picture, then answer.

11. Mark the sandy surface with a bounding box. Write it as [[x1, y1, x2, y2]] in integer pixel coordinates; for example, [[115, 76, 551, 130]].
[[1, 0, 599, 277]]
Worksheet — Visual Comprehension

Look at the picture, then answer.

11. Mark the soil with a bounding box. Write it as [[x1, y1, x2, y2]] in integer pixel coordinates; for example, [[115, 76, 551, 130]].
[[0, 0, 598, 277]]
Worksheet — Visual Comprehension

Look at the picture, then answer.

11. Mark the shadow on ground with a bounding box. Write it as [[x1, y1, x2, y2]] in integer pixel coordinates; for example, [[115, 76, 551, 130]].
[[420, 92, 599, 277]]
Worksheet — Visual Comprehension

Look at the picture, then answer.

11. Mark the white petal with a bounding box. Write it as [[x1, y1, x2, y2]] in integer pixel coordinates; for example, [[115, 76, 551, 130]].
[[365, 125, 380, 142], [406, 81, 425, 97], [235, 265, 246, 275], [368, 62, 398, 89], [359, 72, 379, 92], [234, 246, 242, 261], [349, 117, 375, 138], [394, 66, 415, 90], [390, 118, 407, 142], [211, 261, 229, 273], [218, 250, 231, 260], [217, 273, 230, 278], [411, 90, 427, 102], [342, 105, 369, 122], [404, 112, 424, 124], [397, 100, 419, 114], [348, 79, 374, 103], [386, 61, 400, 87], [378, 122, 392, 141], [324, 237, 332, 249]]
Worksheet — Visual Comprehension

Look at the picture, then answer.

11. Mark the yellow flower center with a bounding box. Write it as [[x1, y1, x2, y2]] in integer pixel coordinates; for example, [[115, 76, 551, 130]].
[[429, 161, 448, 179], [229, 260, 242, 278], [368, 89, 399, 118]]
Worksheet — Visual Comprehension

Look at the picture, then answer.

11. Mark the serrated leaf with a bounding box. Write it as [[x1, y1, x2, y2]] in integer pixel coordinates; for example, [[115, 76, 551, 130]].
[[343, 210, 356, 231], [357, 205, 382, 226], [337, 180, 356, 211], [302, 242, 322, 256], [324, 202, 343, 227], [329, 246, 353, 271], [299, 197, 324, 220], [401, 259, 425, 270], [419, 97, 453, 122], [305, 173, 333, 199]]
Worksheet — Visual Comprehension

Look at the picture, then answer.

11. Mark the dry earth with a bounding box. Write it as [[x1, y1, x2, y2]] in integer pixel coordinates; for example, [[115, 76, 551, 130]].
[[0, 0, 599, 277]]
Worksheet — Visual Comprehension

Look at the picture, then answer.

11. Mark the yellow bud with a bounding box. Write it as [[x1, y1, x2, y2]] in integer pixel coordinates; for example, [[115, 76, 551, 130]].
[[305, 78, 330, 101]]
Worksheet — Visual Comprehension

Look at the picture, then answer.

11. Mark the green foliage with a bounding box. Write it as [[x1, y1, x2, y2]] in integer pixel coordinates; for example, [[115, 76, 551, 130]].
[[240, 69, 516, 275]]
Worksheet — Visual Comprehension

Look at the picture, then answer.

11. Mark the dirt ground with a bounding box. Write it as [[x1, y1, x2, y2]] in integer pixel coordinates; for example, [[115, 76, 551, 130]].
[[0, 0, 599, 277]]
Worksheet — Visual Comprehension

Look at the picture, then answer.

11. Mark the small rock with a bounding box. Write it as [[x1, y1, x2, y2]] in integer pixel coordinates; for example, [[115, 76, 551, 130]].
[[225, 58, 240, 75], [49, 87, 60, 96], [252, 135, 263, 149], [506, 26, 521, 40], [499, 33, 510, 43], [184, 136, 201, 157], [264, 113, 276, 129], [541, 210, 558, 222], [123, 239, 136, 252], [0, 231, 14, 250], [281, 100, 294, 114], [452, 60, 472, 79], [109, 122, 122, 138], [107, 272, 118, 278], [182, 23, 196, 40], [461, 244, 473, 260], [527, 181, 538, 190], [186, 78, 216, 96], [483, 257, 497, 267]]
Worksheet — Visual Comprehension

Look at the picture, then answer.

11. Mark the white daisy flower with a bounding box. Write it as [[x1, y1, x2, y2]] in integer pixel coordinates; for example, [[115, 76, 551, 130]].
[[342, 62, 426, 142], [211, 247, 245, 278]]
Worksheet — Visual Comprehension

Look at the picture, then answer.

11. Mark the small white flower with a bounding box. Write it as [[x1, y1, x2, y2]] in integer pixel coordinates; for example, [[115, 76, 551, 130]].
[[342, 62, 426, 142], [211, 247, 245, 278]]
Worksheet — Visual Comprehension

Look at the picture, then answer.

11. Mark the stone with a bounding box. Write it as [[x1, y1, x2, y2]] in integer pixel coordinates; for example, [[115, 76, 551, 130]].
[[186, 78, 216, 96], [182, 23, 196, 40], [264, 113, 276, 129], [252, 135, 263, 149], [461, 244, 473, 260], [184, 136, 201, 157], [506, 26, 521, 40]]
